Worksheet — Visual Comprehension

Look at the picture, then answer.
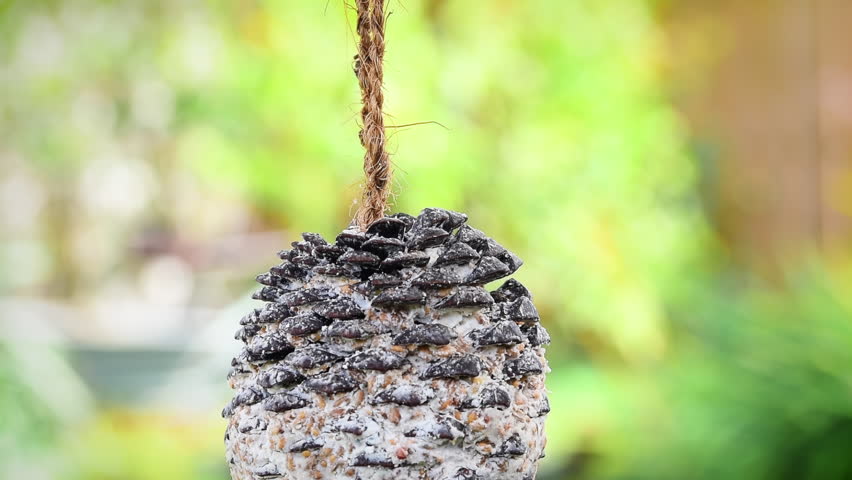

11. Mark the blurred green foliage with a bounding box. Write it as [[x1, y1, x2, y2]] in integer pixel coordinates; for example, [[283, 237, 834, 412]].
[[1, 1, 851, 480]]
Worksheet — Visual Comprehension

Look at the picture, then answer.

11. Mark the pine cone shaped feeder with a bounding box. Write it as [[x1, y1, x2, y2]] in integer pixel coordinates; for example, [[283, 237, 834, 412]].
[[223, 208, 551, 479]]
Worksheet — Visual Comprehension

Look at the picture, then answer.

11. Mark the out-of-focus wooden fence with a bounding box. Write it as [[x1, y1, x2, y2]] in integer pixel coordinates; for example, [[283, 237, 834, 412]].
[[664, 0, 852, 270]]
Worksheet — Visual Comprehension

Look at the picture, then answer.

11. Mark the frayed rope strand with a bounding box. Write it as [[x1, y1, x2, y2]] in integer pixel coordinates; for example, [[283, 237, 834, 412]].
[[354, 0, 391, 229]]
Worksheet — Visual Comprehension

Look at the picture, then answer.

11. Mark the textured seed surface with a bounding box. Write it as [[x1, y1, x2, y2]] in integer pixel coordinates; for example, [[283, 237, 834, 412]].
[[304, 370, 359, 394], [339, 249, 381, 267], [435, 286, 494, 309], [469, 321, 525, 346], [436, 241, 480, 266], [404, 417, 466, 441], [461, 385, 512, 410], [347, 349, 407, 372], [503, 352, 545, 379], [262, 393, 309, 412], [314, 298, 365, 319], [523, 324, 552, 346], [372, 385, 434, 407], [258, 302, 294, 323], [465, 257, 511, 285], [495, 434, 527, 457], [224, 208, 549, 480], [352, 452, 395, 468], [256, 365, 305, 388], [289, 438, 323, 452], [362, 235, 405, 255], [245, 332, 294, 363], [368, 272, 403, 288], [503, 297, 540, 322], [287, 345, 341, 370], [412, 269, 462, 288], [421, 355, 484, 379], [324, 320, 376, 339], [280, 313, 326, 336], [490, 279, 531, 303], [406, 226, 450, 249], [380, 251, 430, 270], [371, 287, 426, 308], [365, 216, 407, 238], [392, 324, 456, 346], [280, 287, 333, 307]]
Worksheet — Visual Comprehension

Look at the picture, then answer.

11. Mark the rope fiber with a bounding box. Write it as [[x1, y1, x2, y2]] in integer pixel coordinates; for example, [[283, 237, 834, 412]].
[[354, 0, 391, 229]]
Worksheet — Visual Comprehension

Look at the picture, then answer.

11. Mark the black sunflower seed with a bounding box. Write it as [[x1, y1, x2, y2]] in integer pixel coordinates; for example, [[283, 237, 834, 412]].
[[314, 243, 346, 261], [404, 417, 466, 441], [435, 241, 481, 266], [288, 438, 323, 453], [336, 416, 370, 435], [368, 272, 403, 288], [494, 433, 526, 457], [339, 249, 381, 267], [522, 324, 551, 346], [245, 332, 294, 363], [534, 396, 551, 417], [490, 279, 531, 303], [254, 464, 281, 478], [465, 257, 511, 285], [287, 345, 341, 369], [454, 225, 489, 252], [352, 453, 395, 468], [301, 232, 327, 246], [421, 355, 483, 379], [496, 250, 523, 273], [324, 320, 376, 340], [461, 385, 512, 410], [413, 208, 451, 229], [251, 286, 281, 302], [503, 297, 540, 323], [365, 216, 408, 239], [291, 255, 321, 267], [412, 269, 462, 288], [372, 385, 433, 407], [361, 236, 405, 256], [371, 287, 427, 308], [234, 324, 261, 342], [443, 210, 469, 231], [503, 352, 544, 379], [279, 313, 327, 336], [380, 251, 430, 270], [256, 365, 305, 388], [347, 349, 407, 372], [290, 240, 314, 255], [255, 272, 282, 286], [269, 262, 308, 280], [435, 286, 494, 309], [232, 386, 267, 408], [468, 321, 524, 346], [304, 370, 359, 394], [313, 297, 365, 320], [280, 287, 335, 307], [262, 393, 309, 412], [407, 226, 450, 249], [313, 264, 355, 277], [257, 303, 293, 323], [393, 324, 456, 346], [335, 231, 368, 249]]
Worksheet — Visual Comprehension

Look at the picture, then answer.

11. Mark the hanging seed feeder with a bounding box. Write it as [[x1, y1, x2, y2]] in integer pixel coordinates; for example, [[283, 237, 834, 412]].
[[223, 2, 550, 479]]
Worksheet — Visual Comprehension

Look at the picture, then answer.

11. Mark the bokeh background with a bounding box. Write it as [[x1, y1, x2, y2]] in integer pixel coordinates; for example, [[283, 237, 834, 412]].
[[2, 1, 852, 479]]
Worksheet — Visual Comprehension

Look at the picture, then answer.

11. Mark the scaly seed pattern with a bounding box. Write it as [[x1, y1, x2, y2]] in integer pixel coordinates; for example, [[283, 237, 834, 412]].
[[224, 208, 550, 479]]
